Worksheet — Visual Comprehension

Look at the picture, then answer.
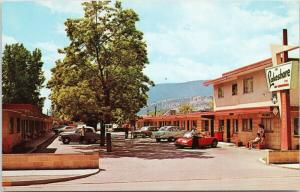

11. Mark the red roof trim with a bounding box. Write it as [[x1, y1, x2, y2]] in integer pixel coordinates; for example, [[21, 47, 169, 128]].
[[214, 106, 272, 115], [203, 58, 272, 86], [138, 107, 273, 121]]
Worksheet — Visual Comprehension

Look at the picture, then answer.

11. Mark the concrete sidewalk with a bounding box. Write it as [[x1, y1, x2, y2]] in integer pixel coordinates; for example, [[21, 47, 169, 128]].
[[2, 169, 100, 186], [219, 142, 300, 170]]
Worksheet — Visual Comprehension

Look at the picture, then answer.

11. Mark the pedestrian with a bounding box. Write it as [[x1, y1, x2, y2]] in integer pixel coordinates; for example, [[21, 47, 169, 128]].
[[258, 124, 265, 143], [248, 133, 261, 149], [191, 128, 199, 149], [80, 126, 85, 144]]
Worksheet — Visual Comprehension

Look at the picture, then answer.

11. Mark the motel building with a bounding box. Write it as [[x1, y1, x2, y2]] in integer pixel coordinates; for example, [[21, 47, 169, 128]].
[[2, 104, 53, 153], [137, 32, 299, 150]]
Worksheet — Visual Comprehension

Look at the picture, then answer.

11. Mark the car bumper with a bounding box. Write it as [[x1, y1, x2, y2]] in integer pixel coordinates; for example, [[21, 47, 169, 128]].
[[175, 143, 190, 147]]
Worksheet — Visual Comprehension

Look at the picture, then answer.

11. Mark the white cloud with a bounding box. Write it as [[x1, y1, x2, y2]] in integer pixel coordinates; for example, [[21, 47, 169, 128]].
[[2, 34, 17, 47], [144, 57, 230, 84], [34, 41, 63, 66], [143, 0, 299, 82], [34, 0, 83, 14]]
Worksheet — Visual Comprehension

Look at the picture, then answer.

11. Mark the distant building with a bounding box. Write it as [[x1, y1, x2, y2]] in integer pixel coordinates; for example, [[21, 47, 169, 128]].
[[2, 104, 53, 153]]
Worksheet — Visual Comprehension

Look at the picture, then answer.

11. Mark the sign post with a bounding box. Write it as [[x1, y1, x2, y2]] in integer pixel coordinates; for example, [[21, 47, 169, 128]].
[[279, 29, 291, 150]]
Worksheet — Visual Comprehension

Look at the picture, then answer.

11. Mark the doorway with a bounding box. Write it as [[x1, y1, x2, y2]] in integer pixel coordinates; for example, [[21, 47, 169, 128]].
[[210, 119, 214, 137], [226, 119, 231, 142]]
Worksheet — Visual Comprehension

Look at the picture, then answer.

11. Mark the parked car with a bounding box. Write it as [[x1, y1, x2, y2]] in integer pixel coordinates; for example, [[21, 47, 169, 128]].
[[153, 126, 186, 142], [55, 125, 77, 134], [175, 131, 218, 149], [59, 126, 100, 144], [133, 126, 159, 138]]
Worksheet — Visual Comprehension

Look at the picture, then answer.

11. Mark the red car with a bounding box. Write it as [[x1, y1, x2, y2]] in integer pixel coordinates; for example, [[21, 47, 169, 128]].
[[175, 131, 218, 149]]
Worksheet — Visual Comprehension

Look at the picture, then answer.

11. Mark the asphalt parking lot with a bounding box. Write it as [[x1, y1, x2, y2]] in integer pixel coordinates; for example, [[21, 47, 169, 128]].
[[6, 133, 300, 191]]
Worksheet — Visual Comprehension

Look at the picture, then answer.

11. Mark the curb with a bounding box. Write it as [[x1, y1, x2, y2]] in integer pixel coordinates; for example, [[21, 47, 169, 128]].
[[258, 158, 300, 170], [2, 169, 100, 187]]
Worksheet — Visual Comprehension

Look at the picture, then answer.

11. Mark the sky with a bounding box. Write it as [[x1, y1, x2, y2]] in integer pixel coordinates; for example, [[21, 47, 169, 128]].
[[2, 0, 299, 114]]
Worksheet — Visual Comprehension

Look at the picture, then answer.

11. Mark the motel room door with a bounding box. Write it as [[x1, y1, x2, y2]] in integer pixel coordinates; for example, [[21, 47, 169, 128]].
[[226, 119, 231, 142]]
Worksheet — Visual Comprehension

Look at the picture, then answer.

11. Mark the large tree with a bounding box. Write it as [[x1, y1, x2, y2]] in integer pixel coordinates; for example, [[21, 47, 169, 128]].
[[48, 1, 153, 145], [2, 43, 45, 110]]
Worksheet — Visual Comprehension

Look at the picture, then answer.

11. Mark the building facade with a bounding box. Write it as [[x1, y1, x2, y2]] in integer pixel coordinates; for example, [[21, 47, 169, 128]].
[[204, 58, 299, 149], [2, 104, 53, 153], [137, 58, 299, 150]]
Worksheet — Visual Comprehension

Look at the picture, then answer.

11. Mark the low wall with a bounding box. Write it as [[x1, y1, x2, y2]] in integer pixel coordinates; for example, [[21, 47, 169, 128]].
[[3, 153, 99, 170], [267, 150, 300, 164]]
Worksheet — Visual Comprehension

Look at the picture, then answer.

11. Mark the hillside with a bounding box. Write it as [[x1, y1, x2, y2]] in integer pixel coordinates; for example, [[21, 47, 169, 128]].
[[138, 80, 213, 115], [147, 80, 212, 104]]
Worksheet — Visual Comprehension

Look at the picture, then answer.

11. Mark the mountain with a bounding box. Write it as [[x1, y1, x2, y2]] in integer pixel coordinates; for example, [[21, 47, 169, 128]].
[[138, 80, 213, 115], [147, 80, 212, 104]]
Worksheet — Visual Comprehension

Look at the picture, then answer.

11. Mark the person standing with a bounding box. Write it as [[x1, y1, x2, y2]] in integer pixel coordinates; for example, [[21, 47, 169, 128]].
[[258, 124, 265, 143], [80, 126, 85, 144], [191, 128, 199, 149]]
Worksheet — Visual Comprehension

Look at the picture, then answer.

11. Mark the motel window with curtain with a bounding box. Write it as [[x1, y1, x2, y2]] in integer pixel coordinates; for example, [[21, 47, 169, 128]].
[[242, 119, 252, 131], [233, 119, 238, 133], [232, 84, 238, 95], [243, 78, 253, 94], [219, 120, 224, 131], [294, 118, 299, 136], [17, 118, 21, 133], [261, 118, 272, 132], [218, 87, 224, 98], [9, 117, 14, 134]]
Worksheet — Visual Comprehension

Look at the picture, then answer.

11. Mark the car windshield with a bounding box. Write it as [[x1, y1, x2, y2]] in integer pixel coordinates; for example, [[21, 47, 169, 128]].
[[140, 127, 148, 131], [183, 132, 193, 138], [159, 126, 168, 131]]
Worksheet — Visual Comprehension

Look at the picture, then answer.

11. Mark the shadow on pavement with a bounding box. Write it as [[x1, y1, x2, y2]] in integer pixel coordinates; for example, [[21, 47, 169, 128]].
[[72, 138, 214, 160]]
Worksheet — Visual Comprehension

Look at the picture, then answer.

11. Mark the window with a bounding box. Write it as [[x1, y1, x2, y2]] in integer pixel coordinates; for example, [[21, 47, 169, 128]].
[[294, 118, 299, 136], [9, 117, 14, 134], [233, 119, 238, 133], [17, 118, 21, 133], [243, 78, 253, 93], [261, 118, 272, 132], [218, 87, 224, 98], [219, 120, 224, 131], [232, 84, 238, 95], [242, 119, 252, 131], [204, 120, 209, 132]]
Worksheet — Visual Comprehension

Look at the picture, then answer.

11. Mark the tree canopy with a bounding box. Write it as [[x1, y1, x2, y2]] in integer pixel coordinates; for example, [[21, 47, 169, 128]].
[[178, 103, 194, 114], [2, 43, 46, 110], [48, 1, 153, 128]]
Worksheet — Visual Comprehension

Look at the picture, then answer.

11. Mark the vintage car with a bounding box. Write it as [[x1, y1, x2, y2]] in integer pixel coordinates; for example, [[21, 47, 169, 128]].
[[133, 126, 159, 138], [153, 126, 186, 142], [55, 125, 77, 134], [59, 126, 100, 144], [175, 131, 218, 149]]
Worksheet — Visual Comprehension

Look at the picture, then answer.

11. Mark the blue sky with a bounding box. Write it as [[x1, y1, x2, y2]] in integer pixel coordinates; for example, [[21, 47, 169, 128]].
[[3, 0, 299, 114]]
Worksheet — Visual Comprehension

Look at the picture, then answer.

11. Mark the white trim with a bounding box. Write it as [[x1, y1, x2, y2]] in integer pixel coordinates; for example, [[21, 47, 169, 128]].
[[215, 101, 277, 111]]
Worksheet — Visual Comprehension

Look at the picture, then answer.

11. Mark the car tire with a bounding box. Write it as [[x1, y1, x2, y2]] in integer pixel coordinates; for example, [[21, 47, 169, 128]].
[[62, 137, 70, 144], [212, 139, 218, 148], [88, 139, 96, 144], [156, 138, 161, 142]]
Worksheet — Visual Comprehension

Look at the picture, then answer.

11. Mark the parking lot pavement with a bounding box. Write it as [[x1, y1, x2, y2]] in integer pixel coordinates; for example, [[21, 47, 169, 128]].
[[5, 136, 300, 191]]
